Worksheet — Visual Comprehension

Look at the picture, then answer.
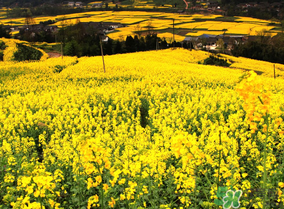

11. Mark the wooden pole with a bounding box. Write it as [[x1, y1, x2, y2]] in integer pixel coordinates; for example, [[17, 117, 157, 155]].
[[274, 64, 276, 79], [156, 38, 158, 51], [61, 41, 63, 59], [100, 37, 106, 73], [173, 18, 175, 47]]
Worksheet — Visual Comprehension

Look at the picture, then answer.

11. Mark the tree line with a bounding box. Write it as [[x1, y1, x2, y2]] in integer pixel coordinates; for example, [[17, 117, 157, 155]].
[[220, 0, 284, 20], [15, 21, 194, 57], [4, 19, 284, 65], [232, 33, 284, 65], [58, 22, 174, 57], [4, 0, 284, 21], [6, 6, 85, 18], [220, 0, 283, 5], [62, 34, 166, 57], [61, 22, 196, 57], [5, 0, 181, 19]]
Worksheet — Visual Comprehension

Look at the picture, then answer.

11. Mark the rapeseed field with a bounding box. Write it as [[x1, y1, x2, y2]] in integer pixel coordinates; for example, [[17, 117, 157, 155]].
[[1, 11, 280, 41], [1, 48, 284, 208]]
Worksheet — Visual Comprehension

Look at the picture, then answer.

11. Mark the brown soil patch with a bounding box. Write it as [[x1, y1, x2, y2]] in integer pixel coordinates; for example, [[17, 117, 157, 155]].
[[177, 30, 191, 36], [47, 52, 62, 58]]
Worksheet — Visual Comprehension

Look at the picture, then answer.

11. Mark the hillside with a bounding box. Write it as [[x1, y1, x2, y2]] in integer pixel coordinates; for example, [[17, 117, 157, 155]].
[[1, 47, 284, 79], [1, 49, 284, 208], [0, 38, 48, 61], [1, 0, 283, 7]]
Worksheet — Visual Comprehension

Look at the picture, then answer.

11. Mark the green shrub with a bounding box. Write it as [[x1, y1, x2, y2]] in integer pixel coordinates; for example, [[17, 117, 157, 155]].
[[0, 51, 4, 61], [203, 54, 231, 67], [13, 43, 43, 61], [0, 41, 7, 50], [54, 65, 66, 73]]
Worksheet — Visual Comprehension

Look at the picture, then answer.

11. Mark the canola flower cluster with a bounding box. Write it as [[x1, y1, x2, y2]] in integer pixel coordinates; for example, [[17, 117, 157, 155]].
[[1, 48, 284, 208]]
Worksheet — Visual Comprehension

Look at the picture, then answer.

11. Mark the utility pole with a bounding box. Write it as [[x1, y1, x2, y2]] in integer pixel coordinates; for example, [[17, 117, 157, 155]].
[[60, 17, 67, 60], [173, 18, 175, 47], [99, 34, 106, 73], [274, 64, 276, 79], [61, 41, 63, 59], [156, 38, 159, 51]]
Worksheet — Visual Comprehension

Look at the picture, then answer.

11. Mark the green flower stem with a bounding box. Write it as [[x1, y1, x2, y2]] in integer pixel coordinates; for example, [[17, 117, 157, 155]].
[[194, 169, 197, 209], [199, 172, 210, 202], [216, 130, 222, 209], [262, 114, 269, 209], [187, 146, 212, 203], [217, 130, 222, 190]]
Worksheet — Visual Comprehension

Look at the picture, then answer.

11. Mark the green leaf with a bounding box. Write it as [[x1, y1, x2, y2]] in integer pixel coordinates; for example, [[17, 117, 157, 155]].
[[226, 190, 234, 199], [214, 199, 223, 205], [234, 190, 242, 198], [223, 196, 229, 202], [220, 186, 228, 192], [232, 190, 242, 208], [232, 200, 240, 208], [223, 200, 232, 209], [217, 186, 228, 198], [217, 192, 222, 198]]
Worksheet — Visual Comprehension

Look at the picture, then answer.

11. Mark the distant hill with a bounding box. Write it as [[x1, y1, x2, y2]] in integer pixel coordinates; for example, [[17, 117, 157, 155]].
[[1, 0, 183, 7], [220, 0, 283, 4], [0, 0, 89, 7], [1, 0, 284, 7]]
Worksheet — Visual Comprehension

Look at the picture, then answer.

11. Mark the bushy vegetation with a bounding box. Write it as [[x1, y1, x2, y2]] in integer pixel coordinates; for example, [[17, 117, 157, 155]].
[[55, 22, 169, 57], [203, 54, 231, 67], [151, 0, 183, 7], [0, 41, 7, 61], [0, 25, 11, 39], [232, 33, 284, 65], [13, 43, 43, 61]]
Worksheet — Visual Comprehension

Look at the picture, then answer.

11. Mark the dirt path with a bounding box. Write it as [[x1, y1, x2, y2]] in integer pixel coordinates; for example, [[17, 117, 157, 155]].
[[47, 52, 61, 58]]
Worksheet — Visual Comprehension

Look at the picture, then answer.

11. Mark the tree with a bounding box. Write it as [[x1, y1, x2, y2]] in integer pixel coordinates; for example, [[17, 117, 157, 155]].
[[114, 40, 122, 54], [256, 29, 271, 44], [0, 25, 11, 38], [125, 35, 135, 52], [134, 23, 143, 37], [145, 34, 159, 50], [216, 38, 225, 53], [139, 37, 146, 51], [281, 20, 284, 34], [24, 11, 35, 26], [64, 40, 81, 57], [134, 35, 140, 51], [146, 19, 154, 35], [73, 19, 84, 42], [160, 38, 168, 49], [57, 17, 71, 56], [103, 38, 113, 55]]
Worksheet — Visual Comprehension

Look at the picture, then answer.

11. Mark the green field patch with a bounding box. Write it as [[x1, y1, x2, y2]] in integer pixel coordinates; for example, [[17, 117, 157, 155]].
[[5, 21, 21, 24], [216, 16, 239, 22], [174, 21, 196, 26]]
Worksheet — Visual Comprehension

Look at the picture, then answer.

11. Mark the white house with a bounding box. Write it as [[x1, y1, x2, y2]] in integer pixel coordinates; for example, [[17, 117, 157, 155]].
[[68, 2, 74, 7], [92, 3, 103, 8], [75, 2, 83, 7]]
